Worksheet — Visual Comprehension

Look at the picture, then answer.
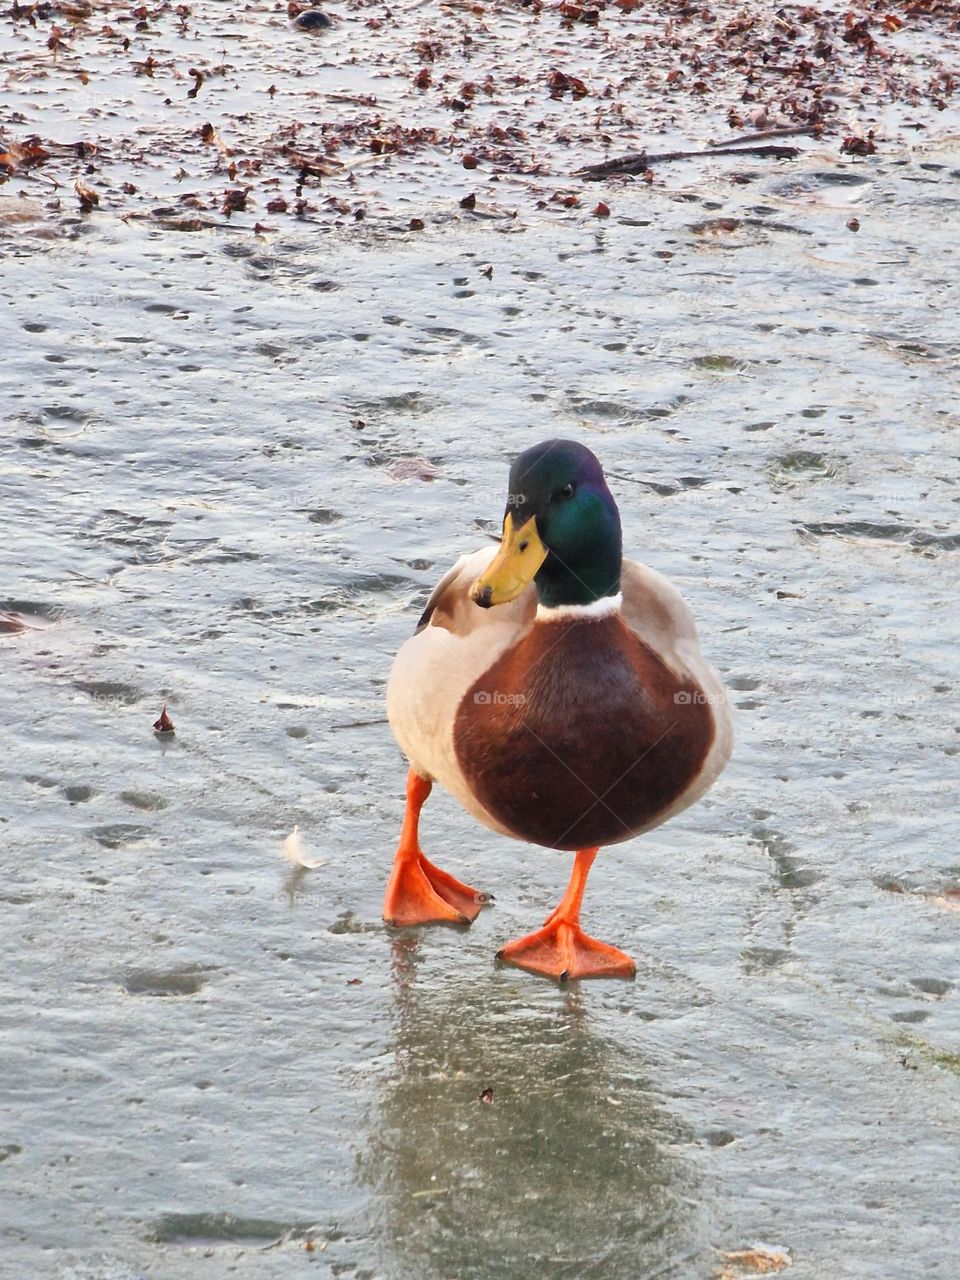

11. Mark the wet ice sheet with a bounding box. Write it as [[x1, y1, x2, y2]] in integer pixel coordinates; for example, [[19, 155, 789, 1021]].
[[2, 143, 960, 1279]]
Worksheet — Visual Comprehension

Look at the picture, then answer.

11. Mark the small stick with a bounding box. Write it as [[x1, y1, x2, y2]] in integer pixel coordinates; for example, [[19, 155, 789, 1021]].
[[708, 124, 823, 146], [574, 143, 801, 180]]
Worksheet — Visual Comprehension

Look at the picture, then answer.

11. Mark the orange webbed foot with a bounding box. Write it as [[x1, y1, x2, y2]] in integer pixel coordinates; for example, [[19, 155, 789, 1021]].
[[383, 853, 489, 928], [419, 854, 491, 922], [497, 918, 636, 981], [383, 768, 491, 928], [498, 847, 635, 981]]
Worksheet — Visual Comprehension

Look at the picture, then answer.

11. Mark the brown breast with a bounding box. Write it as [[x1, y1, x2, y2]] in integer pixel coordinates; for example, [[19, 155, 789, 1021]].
[[453, 615, 714, 850]]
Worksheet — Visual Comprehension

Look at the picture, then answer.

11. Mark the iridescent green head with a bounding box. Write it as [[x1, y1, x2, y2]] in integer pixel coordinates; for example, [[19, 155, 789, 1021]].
[[471, 439, 623, 609]]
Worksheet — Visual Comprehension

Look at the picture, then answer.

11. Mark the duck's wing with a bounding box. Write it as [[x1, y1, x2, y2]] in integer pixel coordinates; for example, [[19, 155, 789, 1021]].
[[620, 556, 734, 803], [413, 551, 481, 634], [414, 545, 537, 637], [619, 557, 704, 678]]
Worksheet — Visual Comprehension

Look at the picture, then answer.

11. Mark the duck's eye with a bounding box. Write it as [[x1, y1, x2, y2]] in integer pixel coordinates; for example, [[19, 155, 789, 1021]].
[[553, 482, 576, 503]]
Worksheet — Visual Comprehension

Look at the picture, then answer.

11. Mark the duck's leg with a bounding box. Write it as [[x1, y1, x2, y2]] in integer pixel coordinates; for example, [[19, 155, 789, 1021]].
[[497, 848, 635, 981], [383, 768, 489, 927]]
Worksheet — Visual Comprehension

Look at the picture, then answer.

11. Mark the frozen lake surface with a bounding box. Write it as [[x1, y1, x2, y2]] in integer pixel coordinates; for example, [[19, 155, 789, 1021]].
[[2, 3, 960, 1278]]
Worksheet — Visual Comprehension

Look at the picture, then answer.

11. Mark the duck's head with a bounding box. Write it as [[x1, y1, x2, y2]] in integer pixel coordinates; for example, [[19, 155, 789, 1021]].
[[471, 439, 622, 609]]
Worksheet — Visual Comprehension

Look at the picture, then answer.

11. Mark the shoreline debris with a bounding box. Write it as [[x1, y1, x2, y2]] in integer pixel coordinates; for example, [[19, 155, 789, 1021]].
[[575, 143, 803, 181]]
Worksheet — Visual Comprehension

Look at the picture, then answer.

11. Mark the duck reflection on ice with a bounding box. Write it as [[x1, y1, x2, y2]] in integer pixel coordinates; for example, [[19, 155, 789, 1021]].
[[361, 936, 705, 1280]]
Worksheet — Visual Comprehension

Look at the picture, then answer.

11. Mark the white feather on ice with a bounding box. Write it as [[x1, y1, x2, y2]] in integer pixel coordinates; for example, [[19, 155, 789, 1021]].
[[282, 825, 326, 870]]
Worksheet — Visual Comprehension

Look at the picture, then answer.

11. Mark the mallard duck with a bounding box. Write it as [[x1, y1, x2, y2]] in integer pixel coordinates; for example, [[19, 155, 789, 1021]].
[[384, 439, 732, 980]]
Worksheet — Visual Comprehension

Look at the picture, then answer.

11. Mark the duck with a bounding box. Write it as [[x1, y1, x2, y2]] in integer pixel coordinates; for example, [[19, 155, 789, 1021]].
[[384, 439, 733, 980]]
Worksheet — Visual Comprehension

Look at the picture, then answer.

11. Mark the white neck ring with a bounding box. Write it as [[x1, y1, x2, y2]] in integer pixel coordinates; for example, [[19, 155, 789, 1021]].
[[535, 592, 622, 623]]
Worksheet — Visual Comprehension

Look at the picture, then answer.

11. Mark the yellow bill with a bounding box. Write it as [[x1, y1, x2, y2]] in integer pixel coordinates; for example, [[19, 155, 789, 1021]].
[[471, 514, 547, 608]]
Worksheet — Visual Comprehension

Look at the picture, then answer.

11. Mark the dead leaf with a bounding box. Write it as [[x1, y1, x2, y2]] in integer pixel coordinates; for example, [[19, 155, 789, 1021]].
[[547, 69, 589, 99], [47, 24, 69, 53], [153, 704, 175, 734], [75, 179, 99, 212], [222, 187, 248, 215], [559, 2, 599, 24], [387, 457, 441, 481], [716, 1246, 791, 1279], [200, 122, 232, 161], [0, 139, 50, 175], [841, 132, 877, 156]]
